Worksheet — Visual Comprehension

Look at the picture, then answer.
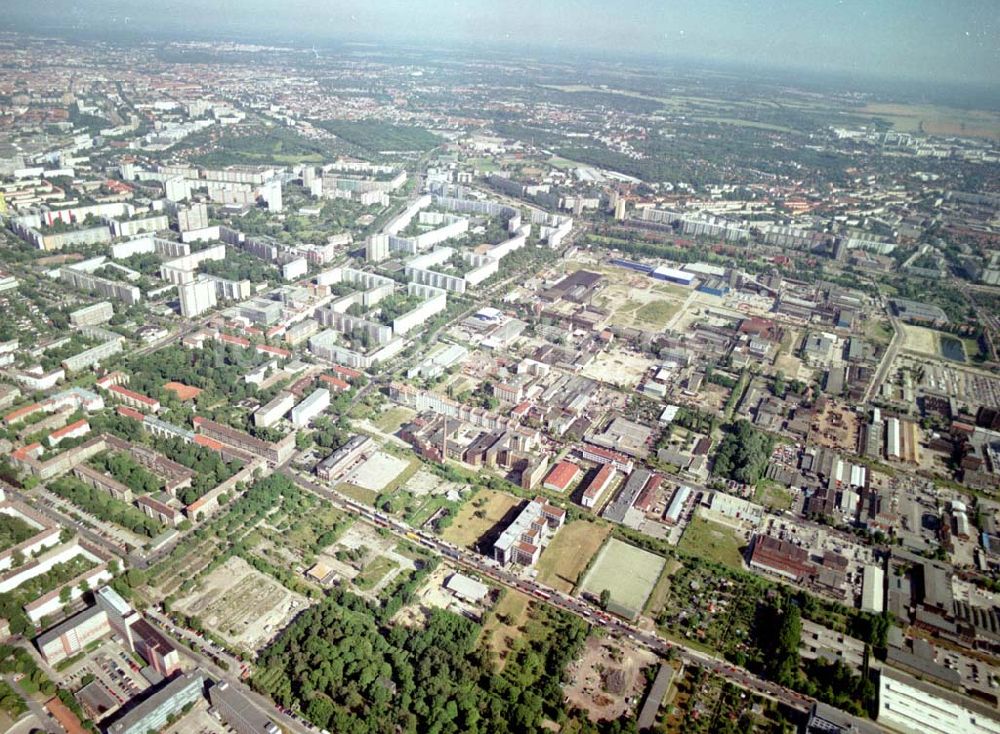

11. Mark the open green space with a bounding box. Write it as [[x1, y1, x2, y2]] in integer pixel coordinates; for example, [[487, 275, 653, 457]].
[[373, 410, 416, 437], [677, 515, 745, 569], [49, 476, 163, 538], [318, 120, 441, 152], [753, 482, 794, 512], [634, 299, 680, 327], [579, 537, 665, 617], [334, 482, 378, 507], [535, 520, 610, 593], [353, 556, 398, 591], [252, 585, 594, 733], [441, 489, 521, 549], [0, 513, 39, 552]]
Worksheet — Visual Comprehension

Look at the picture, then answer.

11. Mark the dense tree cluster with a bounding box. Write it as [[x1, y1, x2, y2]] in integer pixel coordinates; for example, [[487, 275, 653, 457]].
[[317, 120, 441, 152], [0, 513, 39, 552], [89, 451, 161, 494], [0, 555, 96, 634], [253, 588, 598, 734], [712, 421, 775, 485], [125, 342, 270, 403], [761, 596, 801, 687], [49, 476, 163, 538]]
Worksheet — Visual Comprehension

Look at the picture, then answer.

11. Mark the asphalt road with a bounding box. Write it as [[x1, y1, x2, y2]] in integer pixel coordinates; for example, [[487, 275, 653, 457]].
[[3, 674, 59, 734], [864, 311, 903, 403]]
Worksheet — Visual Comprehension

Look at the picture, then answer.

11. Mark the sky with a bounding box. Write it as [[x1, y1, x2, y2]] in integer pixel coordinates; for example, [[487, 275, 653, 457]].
[[4, 0, 999, 87]]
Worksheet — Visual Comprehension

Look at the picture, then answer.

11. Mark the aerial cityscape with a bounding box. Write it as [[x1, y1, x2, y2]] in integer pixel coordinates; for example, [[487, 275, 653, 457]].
[[0, 2, 997, 733]]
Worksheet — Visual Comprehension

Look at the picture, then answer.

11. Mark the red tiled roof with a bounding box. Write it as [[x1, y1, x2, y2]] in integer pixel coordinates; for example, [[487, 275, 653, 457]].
[[116, 406, 145, 421], [318, 374, 350, 391], [331, 363, 362, 379], [12, 443, 42, 461], [543, 461, 580, 491], [193, 434, 225, 451], [109, 385, 159, 407], [50, 418, 89, 440], [582, 464, 614, 499], [219, 333, 250, 348], [45, 697, 87, 734], [256, 344, 291, 358], [4, 403, 44, 424]]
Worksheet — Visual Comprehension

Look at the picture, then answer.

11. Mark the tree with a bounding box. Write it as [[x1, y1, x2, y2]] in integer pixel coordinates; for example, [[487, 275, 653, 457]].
[[59, 586, 72, 604], [599, 589, 611, 610]]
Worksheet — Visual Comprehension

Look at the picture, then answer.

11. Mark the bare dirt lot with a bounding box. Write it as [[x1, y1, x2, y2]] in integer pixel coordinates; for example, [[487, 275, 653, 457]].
[[808, 398, 861, 452], [564, 635, 657, 722], [173, 556, 309, 651], [581, 350, 656, 389], [901, 323, 940, 356]]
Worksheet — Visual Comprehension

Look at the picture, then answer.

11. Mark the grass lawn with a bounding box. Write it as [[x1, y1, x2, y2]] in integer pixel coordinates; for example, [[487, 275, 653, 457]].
[[644, 558, 682, 616], [677, 516, 745, 570], [467, 157, 499, 172], [284, 506, 347, 553], [863, 318, 895, 347], [635, 299, 680, 327], [580, 538, 666, 617], [405, 494, 457, 528], [753, 482, 793, 512], [535, 521, 611, 593], [480, 589, 531, 669], [441, 489, 522, 549], [336, 482, 378, 506], [962, 336, 986, 361], [354, 556, 399, 590], [548, 156, 589, 170], [373, 406, 415, 433]]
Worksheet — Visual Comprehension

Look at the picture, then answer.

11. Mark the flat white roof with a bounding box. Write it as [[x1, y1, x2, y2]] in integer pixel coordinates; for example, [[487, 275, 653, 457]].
[[652, 265, 694, 281], [861, 565, 884, 613], [445, 573, 489, 603]]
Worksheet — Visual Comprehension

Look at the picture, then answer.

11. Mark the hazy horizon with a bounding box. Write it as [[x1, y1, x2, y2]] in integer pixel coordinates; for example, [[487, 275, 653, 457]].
[[3, 0, 998, 91]]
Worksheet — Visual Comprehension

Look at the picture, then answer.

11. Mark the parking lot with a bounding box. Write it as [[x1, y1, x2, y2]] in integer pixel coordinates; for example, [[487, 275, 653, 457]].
[[59, 641, 150, 721]]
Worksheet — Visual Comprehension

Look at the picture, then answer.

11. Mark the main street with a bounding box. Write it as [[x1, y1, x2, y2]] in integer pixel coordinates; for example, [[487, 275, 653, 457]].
[[864, 310, 903, 404], [277, 464, 845, 722]]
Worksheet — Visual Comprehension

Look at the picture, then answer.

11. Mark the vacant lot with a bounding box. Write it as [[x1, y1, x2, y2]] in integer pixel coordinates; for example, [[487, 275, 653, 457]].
[[335, 481, 378, 506], [753, 482, 793, 512], [644, 558, 682, 616], [345, 451, 414, 492], [581, 350, 655, 389], [635, 299, 680, 328], [354, 555, 399, 590], [678, 516, 745, 570], [480, 589, 532, 670], [597, 281, 685, 333], [901, 323, 940, 356], [442, 489, 522, 550], [374, 406, 415, 433], [564, 636, 658, 722], [580, 538, 666, 618], [536, 521, 611, 593], [173, 556, 308, 651]]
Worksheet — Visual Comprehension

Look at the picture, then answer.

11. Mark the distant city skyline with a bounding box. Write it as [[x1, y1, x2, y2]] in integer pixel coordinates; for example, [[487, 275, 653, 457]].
[[3, 0, 998, 89]]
